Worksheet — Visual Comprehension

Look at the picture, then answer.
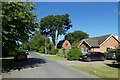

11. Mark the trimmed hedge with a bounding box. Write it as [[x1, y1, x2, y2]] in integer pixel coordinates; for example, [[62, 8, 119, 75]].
[[67, 48, 83, 60]]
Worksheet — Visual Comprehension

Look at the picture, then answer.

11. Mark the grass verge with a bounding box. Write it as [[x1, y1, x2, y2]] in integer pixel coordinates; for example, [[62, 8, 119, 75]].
[[45, 55, 67, 61], [72, 66, 118, 78]]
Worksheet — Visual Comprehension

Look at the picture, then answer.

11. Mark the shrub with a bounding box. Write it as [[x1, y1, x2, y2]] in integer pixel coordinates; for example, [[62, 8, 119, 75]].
[[67, 48, 83, 60], [2, 46, 16, 57], [64, 49, 70, 58], [38, 46, 45, 53], [116, 47, 120, 63], [57, 49, 70, 58], [48, 49, 58, 55], [18, 47, 24, 51], [104, 52, 108, 54], [57, 49, 64, 57]]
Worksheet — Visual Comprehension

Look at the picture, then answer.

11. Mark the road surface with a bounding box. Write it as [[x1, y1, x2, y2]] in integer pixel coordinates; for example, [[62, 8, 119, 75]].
[[2, 52, 97, 78]]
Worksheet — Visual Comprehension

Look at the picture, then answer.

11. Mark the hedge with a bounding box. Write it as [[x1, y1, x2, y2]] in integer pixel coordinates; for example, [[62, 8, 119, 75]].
[[67, 48, 83, 60]]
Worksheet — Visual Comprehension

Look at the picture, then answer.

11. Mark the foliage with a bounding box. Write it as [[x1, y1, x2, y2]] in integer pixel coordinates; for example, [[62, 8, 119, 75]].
[[65, 30, 89, 46], [67, 48, 83, 60], [64, 49, 70, 58], [2, 2, 38, 56], [38, 46, 45, 53], [47, 42, 54, 51], [57, 48, 70, 58], [57, 49, 64, 57], [29, 31, 50, 53], [22, 42, 31, 50], [30, 31, 44, 50], [103, 52, 108, 54], [116, 47, 120, 63], [40, 14, 72, 46], [48, 49, 58, 55]]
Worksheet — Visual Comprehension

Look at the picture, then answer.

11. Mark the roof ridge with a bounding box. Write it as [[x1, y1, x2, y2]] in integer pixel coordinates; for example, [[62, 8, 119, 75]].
[[82, 34, 113, 47], [90, 34, 112, 39]]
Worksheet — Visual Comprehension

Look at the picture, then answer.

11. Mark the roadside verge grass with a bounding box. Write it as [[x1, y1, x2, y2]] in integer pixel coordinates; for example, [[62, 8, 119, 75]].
[[34, 52, 67, 61], [72, 66, 118, 78], [45, 55, 67, 61]]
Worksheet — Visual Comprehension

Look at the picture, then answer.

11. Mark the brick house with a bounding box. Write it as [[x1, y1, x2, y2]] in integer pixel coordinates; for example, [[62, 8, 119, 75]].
[[57, 40, 72, 49], [78, 34, 120, 53]]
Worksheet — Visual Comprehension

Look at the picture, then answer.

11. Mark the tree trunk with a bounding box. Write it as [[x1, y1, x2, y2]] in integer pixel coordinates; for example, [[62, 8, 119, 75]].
[[52, 35, 55, 47], [54, 31, 59, 49], [55, 39, 58, 49], [55, 34, 59, 49]]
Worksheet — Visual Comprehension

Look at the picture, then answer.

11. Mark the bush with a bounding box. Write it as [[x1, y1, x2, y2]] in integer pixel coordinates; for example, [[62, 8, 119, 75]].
[[57, 49, 64, 57], [38, 46, 45, 53], [104, 52, 108, 54], [64, 49, 70, 58], [57, 49, 70, 58], [67, 48, 83, 60], [2, 46, 16, 57], [48, 49, 58, 55], [116, 48, 120, 63]]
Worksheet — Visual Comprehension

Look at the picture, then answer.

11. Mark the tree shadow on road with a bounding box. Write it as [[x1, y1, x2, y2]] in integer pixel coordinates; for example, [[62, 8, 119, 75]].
[[2, 58, 47, 73]]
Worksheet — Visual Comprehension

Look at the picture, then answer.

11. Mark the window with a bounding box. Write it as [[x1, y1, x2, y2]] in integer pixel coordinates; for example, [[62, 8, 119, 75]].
[[107, 47, 113, 51], [107, 47, 110, 51], [66, 43, 68, 46], [82, 48, 88, 53]]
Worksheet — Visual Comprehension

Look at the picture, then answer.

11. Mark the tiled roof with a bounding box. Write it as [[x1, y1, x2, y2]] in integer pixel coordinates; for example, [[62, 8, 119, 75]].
[[57, 40, 65, 48], [83, 34, 112, 47]]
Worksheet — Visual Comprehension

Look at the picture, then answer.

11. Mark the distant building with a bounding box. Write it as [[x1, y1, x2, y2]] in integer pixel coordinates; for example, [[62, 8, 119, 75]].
[[57, 40, 72, 49], [78, 34, 120, 53]]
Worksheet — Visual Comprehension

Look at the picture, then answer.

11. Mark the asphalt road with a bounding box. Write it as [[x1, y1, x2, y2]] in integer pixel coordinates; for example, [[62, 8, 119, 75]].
[[2, 52, 97, 78]]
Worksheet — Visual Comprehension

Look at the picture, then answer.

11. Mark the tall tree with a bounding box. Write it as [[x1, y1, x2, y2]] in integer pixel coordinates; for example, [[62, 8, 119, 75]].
[[40, 14, 72, 48], [29, 31, 50, 53], [2, 2, 38, 56], [65, 30, 89, 45]]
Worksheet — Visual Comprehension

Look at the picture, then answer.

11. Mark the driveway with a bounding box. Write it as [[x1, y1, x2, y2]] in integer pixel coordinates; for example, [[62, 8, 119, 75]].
[[57, 60, 115, 67], [2, 52, 98, 78], [39, 53, 115, 67]]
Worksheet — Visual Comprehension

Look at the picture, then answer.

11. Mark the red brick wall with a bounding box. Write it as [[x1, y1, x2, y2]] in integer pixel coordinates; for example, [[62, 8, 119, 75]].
[[99, 36, 119, 52], [62, 40, 72, 49], [79, 36, 120, 53]]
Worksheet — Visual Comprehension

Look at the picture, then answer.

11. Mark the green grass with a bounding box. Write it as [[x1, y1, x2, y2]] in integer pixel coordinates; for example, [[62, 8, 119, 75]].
[[45, 55, 67, 61], [34, 52, 67, 61], [72, 66, 119, 78]]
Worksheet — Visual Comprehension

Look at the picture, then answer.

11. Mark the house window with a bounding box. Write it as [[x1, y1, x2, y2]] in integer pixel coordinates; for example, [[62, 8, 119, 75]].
[[66, 43, 68, 46], [82, 48, 88, 53], [106, 47, 113, 52], [107, 47, 110, 51]]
